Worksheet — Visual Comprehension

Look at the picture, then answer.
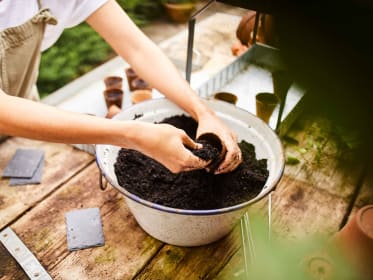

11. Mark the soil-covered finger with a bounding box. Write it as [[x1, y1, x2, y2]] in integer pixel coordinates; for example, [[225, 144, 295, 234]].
[[214, 149, 242, 174], [194, 133, 226, 173], [181, 133, 200, 150]]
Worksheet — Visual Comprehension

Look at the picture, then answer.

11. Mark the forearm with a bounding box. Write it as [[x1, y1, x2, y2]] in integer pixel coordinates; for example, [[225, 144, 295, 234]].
[[127, 43, 213, 120], [0, 91, 133, 147], [86, 0, 214, 121]]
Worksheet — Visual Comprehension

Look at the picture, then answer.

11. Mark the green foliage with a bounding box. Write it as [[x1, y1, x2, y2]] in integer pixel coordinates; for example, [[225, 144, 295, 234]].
[[234, 214, 359, 280], [37, 23, 111, 97], [37, 0, 163, 97], [117, 0, 163, 26]]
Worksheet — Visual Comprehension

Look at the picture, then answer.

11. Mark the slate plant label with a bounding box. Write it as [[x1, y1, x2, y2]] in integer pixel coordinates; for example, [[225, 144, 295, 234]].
[[2, 149, 44, 179], [65, 207, 105, 251]]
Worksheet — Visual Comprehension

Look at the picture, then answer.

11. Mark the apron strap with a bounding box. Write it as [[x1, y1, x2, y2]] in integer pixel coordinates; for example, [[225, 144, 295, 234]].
[[32, 9, 58, 25], [37, 0, 42, 9]]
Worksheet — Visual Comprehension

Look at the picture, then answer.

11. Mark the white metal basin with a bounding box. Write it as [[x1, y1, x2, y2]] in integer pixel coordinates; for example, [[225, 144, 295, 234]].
[[95, 98, 284, 246]]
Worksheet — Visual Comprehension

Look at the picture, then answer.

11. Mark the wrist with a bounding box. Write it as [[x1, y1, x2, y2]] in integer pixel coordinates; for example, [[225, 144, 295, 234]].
[[109, 120, 137, 148], [186, 90, 216, 121], [115, 121, 152, 150]]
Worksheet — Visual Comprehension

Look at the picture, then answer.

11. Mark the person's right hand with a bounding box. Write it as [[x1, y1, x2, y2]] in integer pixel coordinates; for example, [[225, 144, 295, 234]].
[[124, 122, 208, 173]]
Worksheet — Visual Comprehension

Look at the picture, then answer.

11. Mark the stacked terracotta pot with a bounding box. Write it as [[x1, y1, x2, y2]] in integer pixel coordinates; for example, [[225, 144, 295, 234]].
[[125, 67, 153, 105]]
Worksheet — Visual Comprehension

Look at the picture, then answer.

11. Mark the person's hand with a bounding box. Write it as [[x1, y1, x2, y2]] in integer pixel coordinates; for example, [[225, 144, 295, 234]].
[[196, 112, 242, 174], [126, 122, 208, 173]]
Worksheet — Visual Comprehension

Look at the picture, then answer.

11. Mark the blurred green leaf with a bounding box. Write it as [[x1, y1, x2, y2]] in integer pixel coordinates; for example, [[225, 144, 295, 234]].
[[286, 154, 300, 165], [235, 214, 359, 280]]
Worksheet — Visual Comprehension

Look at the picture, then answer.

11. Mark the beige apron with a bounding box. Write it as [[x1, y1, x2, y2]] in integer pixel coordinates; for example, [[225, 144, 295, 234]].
[[0, 0, 57, 141], [0, 0, 57, 99]]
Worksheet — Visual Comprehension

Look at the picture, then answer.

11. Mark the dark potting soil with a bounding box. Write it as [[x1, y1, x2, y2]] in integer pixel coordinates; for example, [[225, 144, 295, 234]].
[[114, 115, 269, 210]]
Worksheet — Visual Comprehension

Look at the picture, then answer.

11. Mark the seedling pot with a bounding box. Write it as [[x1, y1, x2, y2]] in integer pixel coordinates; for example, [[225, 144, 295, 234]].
[[130, 78, 152, 92], [125, 68, 138, 91], [255, 92, 279, 124], [104, 76, 123, 90], [213, 92, 238, 105], [103, 88, 123, 109], [332, 205, 373, 279], [96, 98, 284, 246], [131, 89, 153, 104]]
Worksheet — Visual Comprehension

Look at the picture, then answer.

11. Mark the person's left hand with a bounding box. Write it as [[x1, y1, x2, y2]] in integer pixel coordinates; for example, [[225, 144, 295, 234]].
[[196, 111, 242, 174]]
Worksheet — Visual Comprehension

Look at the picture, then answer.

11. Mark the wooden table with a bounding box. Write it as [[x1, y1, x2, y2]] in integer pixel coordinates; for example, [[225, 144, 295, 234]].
[[1, 109, 372, 280]]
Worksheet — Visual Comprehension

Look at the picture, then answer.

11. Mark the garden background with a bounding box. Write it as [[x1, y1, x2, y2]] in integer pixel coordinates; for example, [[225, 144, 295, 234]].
[[37, 0, 165, 98]]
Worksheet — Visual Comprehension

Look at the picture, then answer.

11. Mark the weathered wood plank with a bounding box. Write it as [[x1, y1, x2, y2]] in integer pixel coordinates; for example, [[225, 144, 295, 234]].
[[283, 113, 363, 199], [214, 244, 245, 280], [135, 226, 241, 280], [216, 111, 366, 279], [0, 242, 29, 280], [135, 174, 352, 280], [255, 175, 350, 238], [6, 163, 162, 280], [0, 138, 93, 229], [215, 176, 352, 280]]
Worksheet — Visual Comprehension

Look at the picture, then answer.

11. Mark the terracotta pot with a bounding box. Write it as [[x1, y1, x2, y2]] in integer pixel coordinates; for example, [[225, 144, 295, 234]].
[[197, 133, 226, 172], [103, 88, 123, 109], [332, 205, 373, 279], [125, 68, 138, 91], [255, 92, 279, 124], [163, 3, 195, 23], [104, 76, 123, 90], [236, 11, 258, 46], [213, 92, 238, 105], [130, 78, 152, 92], [131, 90, 152, 104]]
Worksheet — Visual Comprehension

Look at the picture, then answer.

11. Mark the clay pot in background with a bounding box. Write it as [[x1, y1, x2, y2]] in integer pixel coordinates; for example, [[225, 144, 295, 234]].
[[231, 41, 249, 56], [103, 88, 123, 109], [213, 92, 238, 105], [236, 11, 259, 46], [104, 76, 123, 90], [125, 68, 138, 91], [196, 133, 226, 173], [255, 92, 279, 124], [332, 205, 373, 279], [131, 90, 152, 104], [163, 2, 195, 23], [131, 78, 152, 92], [236, 12, 277, 48]]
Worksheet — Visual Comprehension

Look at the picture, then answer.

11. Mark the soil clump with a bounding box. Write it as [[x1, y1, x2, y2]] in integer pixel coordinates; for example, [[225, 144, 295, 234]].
[[114, 115, 269, 210]]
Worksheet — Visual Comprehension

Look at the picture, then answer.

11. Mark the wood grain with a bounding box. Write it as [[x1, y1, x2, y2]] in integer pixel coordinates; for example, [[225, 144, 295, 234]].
[[216, 111, 368, 279], [0, 138, 93, 229], [135, 226, 241, 280], [5, 163, 162, 280], [0, 242, 29, 280]]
